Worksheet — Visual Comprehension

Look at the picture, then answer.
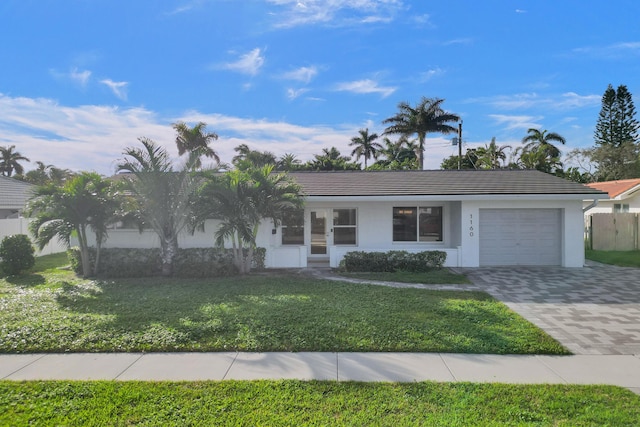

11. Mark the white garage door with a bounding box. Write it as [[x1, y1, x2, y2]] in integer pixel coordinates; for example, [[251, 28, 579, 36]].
[[479, 209, 562, 266]]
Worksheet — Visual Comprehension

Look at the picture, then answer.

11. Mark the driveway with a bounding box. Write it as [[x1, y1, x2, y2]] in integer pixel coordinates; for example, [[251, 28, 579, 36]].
[[460, 263, 640, 355]]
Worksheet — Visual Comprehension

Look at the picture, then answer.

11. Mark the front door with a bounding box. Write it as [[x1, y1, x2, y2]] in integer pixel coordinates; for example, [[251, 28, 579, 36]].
[[309, 209, 331, 257]]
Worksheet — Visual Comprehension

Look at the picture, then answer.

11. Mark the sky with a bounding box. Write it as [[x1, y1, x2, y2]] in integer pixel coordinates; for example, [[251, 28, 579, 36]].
[[1, 0, 639, 176]]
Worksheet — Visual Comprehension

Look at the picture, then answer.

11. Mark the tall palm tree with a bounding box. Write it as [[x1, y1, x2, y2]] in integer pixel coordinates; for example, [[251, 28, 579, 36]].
[[349, 128, 382, 169], [232, 144, 277, 170], [26, 172, 118, 277], [172, 121, 219, 168], [193, 165, 302, 274], [276, 153, 302, 171], [382, 97, 460, 170], [117, 137, 201, 276], [475, 137, 511, 169], [0, 145, 30, 177], [521, 128, 566, 159]]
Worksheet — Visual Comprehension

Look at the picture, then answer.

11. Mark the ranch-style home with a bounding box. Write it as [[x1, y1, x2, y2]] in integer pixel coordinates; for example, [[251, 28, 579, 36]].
[[101, 169, 607, 269], [0, 175, 34, 219], [583, 178, 640, 214]]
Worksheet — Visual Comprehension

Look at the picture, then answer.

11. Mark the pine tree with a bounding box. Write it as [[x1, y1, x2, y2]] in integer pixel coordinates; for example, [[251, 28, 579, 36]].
[[594, 84, 617, 146], [615, 85, 639, 146]]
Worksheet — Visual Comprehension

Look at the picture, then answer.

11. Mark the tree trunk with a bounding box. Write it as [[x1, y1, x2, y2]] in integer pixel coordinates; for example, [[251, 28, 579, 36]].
[[93, 239, 102, 277], [77, 226, 92, 278], [160, 235, 178, 277]]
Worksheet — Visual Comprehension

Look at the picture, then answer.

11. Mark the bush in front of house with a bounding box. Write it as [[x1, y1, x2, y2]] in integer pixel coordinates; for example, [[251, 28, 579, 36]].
[[0, 234, 36, 276], [67, 247, 266, 278], [342, 250, 447, 272]]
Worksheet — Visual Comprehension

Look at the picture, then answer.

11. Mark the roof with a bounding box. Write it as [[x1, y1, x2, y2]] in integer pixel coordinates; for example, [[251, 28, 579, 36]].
[[586, 178, 640, 199], [0, 176, 34, 209], [288, 169, 607, 198]]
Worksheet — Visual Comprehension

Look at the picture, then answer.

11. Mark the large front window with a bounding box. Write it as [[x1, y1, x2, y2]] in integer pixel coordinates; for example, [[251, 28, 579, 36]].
[[281, 209, 304, 245], [333, 208, 357, 245], [393, 206, 442, 242]]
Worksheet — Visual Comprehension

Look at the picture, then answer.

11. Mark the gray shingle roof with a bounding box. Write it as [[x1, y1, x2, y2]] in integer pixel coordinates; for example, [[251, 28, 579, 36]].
[[287, 170, 607, 197], [0, 176, 35, 209]]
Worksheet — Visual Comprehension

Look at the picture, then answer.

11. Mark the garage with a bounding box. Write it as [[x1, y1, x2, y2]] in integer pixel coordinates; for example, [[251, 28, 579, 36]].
[[479, 209, 562, 266]]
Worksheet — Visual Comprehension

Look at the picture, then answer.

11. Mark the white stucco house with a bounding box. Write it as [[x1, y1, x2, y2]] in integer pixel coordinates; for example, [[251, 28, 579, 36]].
[[0, 175, 34, 219], [101, 169, 607, 269], [583, 178, 640, 214]]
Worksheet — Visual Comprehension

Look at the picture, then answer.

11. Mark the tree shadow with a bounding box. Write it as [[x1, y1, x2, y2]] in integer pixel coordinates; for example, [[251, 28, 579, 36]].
[[5, 273, 47, 287]]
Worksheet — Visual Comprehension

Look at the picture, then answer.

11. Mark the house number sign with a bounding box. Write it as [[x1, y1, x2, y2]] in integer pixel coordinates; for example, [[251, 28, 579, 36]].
[[469, 214, 474, 237]]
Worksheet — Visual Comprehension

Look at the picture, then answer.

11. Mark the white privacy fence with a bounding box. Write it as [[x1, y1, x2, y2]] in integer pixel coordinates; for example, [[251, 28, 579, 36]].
[[0, 218, 67, 256]]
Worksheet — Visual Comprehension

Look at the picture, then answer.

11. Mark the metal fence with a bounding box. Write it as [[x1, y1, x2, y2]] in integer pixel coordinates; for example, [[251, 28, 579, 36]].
[[586, 213, 639, 251]]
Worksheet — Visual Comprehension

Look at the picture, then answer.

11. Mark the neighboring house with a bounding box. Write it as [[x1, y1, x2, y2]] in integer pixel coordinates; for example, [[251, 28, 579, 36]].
[[0, 175, 34, 219], [98, 170, 606, 268], [584, 178, 640, 214]]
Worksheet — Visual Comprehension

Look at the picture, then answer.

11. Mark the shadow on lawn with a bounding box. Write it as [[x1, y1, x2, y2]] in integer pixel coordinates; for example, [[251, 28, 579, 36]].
[[44, 275, 571, 354]]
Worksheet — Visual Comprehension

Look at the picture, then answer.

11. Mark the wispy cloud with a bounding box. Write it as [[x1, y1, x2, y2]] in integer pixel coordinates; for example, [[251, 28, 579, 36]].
[[165, 0, 203, 15], [100, 79, 128, 100], [515, 9, 527, 13], [286, 88, 309, 100], [222, 48, 265, 76], [334, 79, 396, 98], [572, 41, 640, 59], [69, 68, 92, 86], [489, 114, 543, 130], [467, 92, 600, 111], [443, 38, 473, 46], [412, 13, 433, 27], [282, 65, 318, 83], [267, 0, 405, 28], [419, 67, 444, 82]]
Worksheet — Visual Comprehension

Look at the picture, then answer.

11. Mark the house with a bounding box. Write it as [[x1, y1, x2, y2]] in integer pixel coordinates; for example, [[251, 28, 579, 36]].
[[0, 175, 34, 219], [99, 169, 607, 268], [584, 178, 640, 214]]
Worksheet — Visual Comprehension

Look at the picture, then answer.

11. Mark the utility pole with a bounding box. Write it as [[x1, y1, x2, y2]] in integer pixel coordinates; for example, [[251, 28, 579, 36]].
[[457, 121, 463, 170]]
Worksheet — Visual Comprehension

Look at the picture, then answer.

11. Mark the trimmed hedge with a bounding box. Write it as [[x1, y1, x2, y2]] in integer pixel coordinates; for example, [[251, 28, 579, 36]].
[[342, 250, 447, 272], [0, 234, 35, 276], [67, 247, 267, 278]]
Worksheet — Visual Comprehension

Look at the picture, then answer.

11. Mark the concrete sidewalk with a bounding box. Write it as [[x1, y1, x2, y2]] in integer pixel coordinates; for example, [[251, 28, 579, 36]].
[[2, 353, 639, 393]]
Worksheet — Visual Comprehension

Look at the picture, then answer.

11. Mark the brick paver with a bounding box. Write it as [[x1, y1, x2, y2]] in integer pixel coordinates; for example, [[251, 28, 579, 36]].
[[460, 263, 640, 355]]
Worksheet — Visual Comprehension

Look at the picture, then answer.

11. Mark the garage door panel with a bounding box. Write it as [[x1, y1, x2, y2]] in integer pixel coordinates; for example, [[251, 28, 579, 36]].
[[479, 209, 561, 266]]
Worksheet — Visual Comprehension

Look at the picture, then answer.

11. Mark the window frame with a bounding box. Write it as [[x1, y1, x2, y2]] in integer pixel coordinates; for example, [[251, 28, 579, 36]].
[[281, 209, 305, 245], [393, 205, 443, 243], [332, 208, 357, 246], [614, 203, 630, 213]]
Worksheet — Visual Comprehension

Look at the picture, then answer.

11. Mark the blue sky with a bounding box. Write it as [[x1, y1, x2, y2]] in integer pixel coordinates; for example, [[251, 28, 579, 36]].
[[1, 0, 639, 175]]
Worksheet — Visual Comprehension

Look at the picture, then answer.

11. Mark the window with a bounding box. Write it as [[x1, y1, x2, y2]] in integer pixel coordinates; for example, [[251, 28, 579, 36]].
[[614, 203, 630, 213], [333, 209, 357, 245], [393, 206, 442, 242], [281, 209, 304, 245]]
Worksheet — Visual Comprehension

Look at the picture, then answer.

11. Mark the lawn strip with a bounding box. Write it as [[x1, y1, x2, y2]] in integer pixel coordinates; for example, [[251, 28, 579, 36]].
[[1, 380, 638, 426]]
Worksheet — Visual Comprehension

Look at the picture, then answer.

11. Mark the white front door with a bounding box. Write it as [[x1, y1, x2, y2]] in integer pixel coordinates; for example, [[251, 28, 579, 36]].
[[309, 209, 332, 257]]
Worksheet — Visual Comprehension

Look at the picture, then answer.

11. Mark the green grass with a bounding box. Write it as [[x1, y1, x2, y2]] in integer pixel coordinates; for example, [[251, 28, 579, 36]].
[[0, 254, 567, 354], [341, 268, 471, 284], [1, 381, 638, 426], [586, 249, 640, 267]]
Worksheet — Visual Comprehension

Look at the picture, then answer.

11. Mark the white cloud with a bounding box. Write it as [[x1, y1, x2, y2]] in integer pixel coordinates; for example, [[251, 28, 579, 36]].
[[100, 79, 128, 100], [282, 66, 318, 83], [572, 41, 640, 58], [69, 68, 92, 86], [468, 92, 600, 111], [442, 38, 473, 46], [334, 79, 396, 98], [267, 0, 405, 28], [488, 114, 543, 130], [515, 9, 527, 13], [419, 67, 444, 82], [287, 88, 309, 100], [222, 48, 265, 76]]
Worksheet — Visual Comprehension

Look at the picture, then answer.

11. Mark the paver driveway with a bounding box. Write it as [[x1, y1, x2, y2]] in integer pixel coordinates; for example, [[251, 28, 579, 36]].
[[460, 263, 640, 355]]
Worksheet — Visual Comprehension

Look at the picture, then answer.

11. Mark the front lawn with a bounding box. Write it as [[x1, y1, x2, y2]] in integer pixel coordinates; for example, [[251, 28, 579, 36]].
[[1, 381, 638, 425], [0, 254, 567, 354], [586, 249, 640, 267], [341, 269, 471, 284]]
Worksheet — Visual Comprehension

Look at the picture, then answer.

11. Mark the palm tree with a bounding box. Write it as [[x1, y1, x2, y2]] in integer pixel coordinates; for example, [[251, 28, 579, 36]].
[[172, 121, 219, 168], [372, 137, 418, 170], [0, 145, 30, 177], [514, 145, 563, 174], [26, 172, 118, 277], [382, 97, 460, 170], [193, 165, 302, 274], [117, 137, 201, 276], [24, 161, 74, 185], [308, 147, 359, 171], [475, 138, 511, 169], [349, 128, 382, 169], [275, 153, 302, 171], [521, 128, 566, 159], [232, 144, 277, 170]]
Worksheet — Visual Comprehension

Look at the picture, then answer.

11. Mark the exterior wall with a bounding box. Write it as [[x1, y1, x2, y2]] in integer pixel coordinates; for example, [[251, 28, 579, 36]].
[[583, 193, 640, 214], [459, 199, 585, 268]]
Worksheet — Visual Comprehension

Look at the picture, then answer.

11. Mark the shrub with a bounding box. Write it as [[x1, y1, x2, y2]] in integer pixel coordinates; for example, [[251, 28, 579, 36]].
[[67, 247, 269, 278], [0, 234, 36, 276], [342, 250, 447, 272]]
